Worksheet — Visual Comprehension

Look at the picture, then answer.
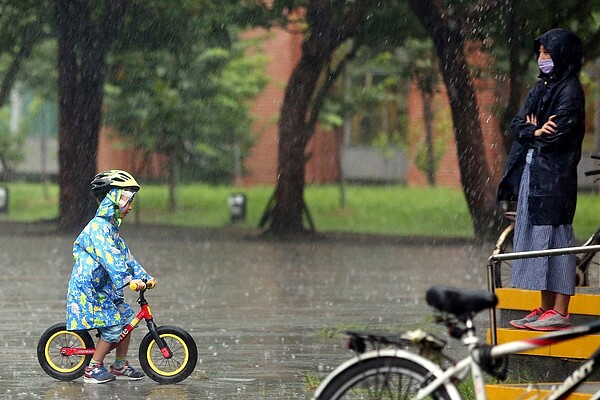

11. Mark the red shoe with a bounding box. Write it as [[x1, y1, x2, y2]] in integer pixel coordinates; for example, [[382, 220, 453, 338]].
[[509, 307, 544, 329], [524, 310, 571, 331]]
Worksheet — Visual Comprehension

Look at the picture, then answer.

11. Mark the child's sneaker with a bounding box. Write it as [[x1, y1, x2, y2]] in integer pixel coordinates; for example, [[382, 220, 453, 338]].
[[524, 309, 571, 331], [110, 361, 145, 380], [509, 307, 544, 329], [84, 364, 116, 384]]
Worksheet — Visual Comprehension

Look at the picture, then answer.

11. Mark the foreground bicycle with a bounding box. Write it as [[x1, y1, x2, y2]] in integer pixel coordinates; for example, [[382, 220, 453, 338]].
[[313, 285, 600, 400], [37, 280, 197, 384]]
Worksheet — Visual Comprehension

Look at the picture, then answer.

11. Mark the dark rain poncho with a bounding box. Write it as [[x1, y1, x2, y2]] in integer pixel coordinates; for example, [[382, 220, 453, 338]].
[[497, 28, 585, 226]]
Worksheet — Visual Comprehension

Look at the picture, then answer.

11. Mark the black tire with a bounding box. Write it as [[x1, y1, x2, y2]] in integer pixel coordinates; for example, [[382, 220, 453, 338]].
[[37, 323, 94, 381], [139, 325, 197, 384], [494, 228, 514, 289], [314, 356, 455, 400]]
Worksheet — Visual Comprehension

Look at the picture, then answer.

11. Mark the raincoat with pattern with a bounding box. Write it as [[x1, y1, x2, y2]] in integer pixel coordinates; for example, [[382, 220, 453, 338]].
[[66, 188, 152, 331]]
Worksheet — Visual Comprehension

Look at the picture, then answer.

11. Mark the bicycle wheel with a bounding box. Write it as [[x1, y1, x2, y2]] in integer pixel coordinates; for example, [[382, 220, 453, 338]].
[[493, 226, 514, 289], [573, 230, 600, 287], [139, 325, 197, 384], [314, 354, 459, 400], [37, 323, 94, 381]]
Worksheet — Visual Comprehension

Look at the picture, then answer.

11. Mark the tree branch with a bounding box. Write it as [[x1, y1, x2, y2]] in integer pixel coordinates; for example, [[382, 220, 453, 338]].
[[0, 27, 43, 108], [305, 40, 359, 134]]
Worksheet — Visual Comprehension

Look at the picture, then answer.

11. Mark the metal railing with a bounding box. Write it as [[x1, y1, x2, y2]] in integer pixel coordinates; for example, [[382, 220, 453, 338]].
[[487, 244, 600, 344]]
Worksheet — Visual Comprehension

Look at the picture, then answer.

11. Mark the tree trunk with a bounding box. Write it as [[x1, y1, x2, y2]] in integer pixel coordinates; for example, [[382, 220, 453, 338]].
[[268, 52, 326, 235], [53, 0, 126, 232], [499, 0, 531, 155], [409, 0, 502, 240], [0, 27, 42, 108], [422, 90, 436, 186], [261, 0, 373, 236], [167, 153, 178, 211]]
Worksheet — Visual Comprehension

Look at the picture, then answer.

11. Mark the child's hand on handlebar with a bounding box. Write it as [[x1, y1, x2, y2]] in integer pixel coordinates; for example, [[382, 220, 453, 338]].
[[129, 279, 146, 291], [129, 278, 157, 291]]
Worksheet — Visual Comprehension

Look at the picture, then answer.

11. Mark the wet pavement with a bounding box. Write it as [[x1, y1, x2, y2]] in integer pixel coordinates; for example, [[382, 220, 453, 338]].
[[0, 224, 492, 399]]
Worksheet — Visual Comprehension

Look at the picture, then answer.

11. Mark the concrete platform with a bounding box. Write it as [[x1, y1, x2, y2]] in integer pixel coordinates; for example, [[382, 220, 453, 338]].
[[488, 328, 600, 359], [492, 288, 600, 359], [485, 287, 600, 398], [486, 382, 600, 400], [495, 287, 600, 316]]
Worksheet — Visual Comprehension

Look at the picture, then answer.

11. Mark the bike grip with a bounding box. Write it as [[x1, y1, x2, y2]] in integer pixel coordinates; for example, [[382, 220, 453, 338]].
[[146, 278, 156, 289], [129, 280, 146, 291]]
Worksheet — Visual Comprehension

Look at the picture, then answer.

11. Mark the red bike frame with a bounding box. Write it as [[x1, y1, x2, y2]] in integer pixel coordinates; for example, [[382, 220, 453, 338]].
[[59, 288, 172, 359]]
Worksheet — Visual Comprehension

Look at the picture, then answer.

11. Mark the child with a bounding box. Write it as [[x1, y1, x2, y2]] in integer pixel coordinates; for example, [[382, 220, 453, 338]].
[[66, 170, 156, 383]]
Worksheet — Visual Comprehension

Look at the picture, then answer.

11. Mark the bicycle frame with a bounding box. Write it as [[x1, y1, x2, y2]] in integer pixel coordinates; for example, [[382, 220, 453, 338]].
[[59, 289, 172, 359], [416, 318, 600, 400]]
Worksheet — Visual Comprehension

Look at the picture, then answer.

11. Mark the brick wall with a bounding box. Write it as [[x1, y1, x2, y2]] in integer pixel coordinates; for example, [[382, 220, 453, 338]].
[[240, 26, 296, 185], [97, 127, 166, 179]]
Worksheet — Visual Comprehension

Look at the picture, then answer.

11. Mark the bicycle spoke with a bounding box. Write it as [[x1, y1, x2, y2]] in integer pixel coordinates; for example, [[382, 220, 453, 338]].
[[43, 330, 88, 374], [343, 368, 428, 399], [148, 336, 188, 374]]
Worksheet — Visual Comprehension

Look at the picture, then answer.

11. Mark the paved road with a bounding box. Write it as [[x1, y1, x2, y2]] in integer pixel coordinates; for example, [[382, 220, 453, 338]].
[[0, 224, 491, 399]]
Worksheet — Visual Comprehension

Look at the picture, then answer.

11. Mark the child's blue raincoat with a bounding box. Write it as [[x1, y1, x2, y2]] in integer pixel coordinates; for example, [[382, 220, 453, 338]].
[[66, 189, 152, 331]]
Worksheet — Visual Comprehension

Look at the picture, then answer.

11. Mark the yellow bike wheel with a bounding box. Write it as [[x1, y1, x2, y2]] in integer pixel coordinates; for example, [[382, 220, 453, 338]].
[[139, 325, 197, 384], [37, 323, 94, 381]]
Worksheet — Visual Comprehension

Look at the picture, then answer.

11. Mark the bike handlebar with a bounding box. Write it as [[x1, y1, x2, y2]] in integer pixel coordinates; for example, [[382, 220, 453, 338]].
[[585, 169, 600, 177], [129, 278, 156, 291], [585, 155, 600, 178]]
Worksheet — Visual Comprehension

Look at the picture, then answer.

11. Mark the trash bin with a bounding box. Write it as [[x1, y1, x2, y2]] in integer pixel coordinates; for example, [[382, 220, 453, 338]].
[[228, 193, 246, 223], [0, 186, 8, 213]]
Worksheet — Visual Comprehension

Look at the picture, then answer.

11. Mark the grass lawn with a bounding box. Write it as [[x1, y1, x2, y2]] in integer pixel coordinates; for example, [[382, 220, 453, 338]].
[[1, 182, 599, 240]]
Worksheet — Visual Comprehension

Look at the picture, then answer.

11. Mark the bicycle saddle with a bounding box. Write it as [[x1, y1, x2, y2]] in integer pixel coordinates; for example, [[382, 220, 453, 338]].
[[426, 285, 498, 321]]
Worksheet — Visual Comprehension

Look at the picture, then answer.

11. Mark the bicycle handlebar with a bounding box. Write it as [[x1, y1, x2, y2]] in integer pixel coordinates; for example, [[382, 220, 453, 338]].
[[585, 155, 600, 178], [129, 278, 156, 291], [585, 169, 600, 177]]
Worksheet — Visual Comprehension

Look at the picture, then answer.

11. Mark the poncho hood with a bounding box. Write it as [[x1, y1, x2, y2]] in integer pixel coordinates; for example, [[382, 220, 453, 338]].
[[534, 28, 583, 79], [95, 188, 120, 226]]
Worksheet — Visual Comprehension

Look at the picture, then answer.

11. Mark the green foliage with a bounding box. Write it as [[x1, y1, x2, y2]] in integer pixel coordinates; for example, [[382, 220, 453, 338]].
[[372, 130, 406, 159], [413, 110, 452, 177], [303, 370, 321, 391], [414, 140, 444, 175], [16, 39, 57, 102], [105, 2, 268, 184], [340, 47, 412, 147], [0, 1, 52, 51], [394, 38, 437, 94]]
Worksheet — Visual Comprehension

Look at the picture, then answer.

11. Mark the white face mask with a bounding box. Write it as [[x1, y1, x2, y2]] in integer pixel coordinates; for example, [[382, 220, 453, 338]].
[[538, 59, 554, 74]]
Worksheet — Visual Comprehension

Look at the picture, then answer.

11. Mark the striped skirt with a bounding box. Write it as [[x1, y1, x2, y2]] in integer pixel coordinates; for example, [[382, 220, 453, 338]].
[[511, 161, 576, 295]]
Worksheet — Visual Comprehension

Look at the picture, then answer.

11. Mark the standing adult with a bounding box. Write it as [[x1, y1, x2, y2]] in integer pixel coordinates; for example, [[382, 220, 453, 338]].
[[497, 28, 585, 331]]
